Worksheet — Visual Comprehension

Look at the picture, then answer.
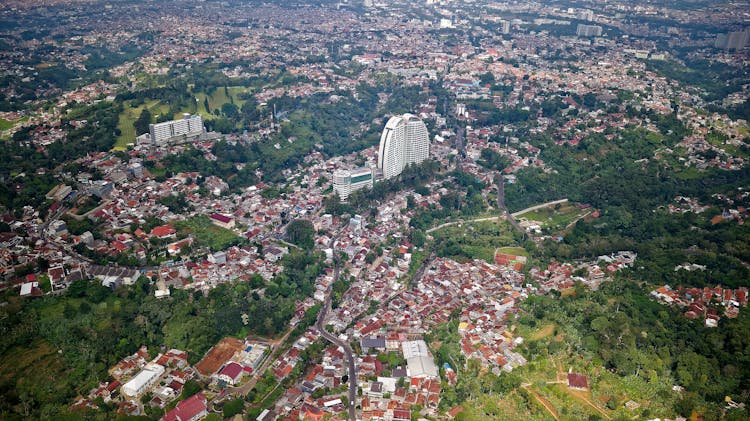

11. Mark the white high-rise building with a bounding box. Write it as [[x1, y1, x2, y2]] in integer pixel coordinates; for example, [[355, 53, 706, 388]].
[[377, 114, 429, 179], [576, 24, 602, 37], [149, 114, 204, 146], [500, 20, 510, 35]]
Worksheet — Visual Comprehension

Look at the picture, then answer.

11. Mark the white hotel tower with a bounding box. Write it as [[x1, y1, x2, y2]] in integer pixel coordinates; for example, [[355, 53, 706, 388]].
[[377, 113, 429, 179]]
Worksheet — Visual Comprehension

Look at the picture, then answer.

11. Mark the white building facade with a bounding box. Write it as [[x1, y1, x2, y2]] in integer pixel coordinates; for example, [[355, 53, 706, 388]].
[[149, 114, 204, 146], [333, 166, 375, 200], [121, 363, 165, 397], [377, 113, 429, 180]]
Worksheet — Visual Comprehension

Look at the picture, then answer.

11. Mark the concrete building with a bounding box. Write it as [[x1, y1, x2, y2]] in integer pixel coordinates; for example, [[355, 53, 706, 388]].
[[121, 364, 165, 397], [576, 24, 602, 37], [149, 114, 204, 146], [90, 180, 113, 198], [377, 113, 430, 180], [577, 9, 594, 21], [500, 20, 510, 35], [401, 340, 439, 378], [332, 166, 375, 200], [715, 28, 750, 50], [46, 184, 72, 202]]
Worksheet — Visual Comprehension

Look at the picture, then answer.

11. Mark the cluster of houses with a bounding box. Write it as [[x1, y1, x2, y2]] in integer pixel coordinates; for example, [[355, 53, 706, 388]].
[[72, 346, 198, 418], [651, 284, 748, 327], [70, 335, 274, 419], [529, 251, 637, 292], [151, 243, 287, 296]]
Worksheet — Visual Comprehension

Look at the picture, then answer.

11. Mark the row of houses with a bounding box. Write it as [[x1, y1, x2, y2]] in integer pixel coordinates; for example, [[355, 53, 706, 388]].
[[651, 284, 748, 327]]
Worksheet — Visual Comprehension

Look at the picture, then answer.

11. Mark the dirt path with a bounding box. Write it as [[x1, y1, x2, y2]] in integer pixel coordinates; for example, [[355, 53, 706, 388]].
[[425, 216, 500, 233], [511, 199, 569, 218], [568, 389, 611, 419], [522, 384, 559, 420]]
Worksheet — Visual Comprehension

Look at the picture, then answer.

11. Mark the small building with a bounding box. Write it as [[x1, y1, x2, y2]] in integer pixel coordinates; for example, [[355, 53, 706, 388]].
[[162, 392, 207, 421], [567, 372, 589, 391], [217, 362, 244, 386], [210, 213, 235, 229], [19, 281, 43, 297], [151, 225, 177, 239], [360, 336, 386, 353], [122, 364, 165, 397]]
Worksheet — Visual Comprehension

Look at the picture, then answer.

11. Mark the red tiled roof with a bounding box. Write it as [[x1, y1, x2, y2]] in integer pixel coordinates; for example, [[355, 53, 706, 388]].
[[210, 213, 232, 224], [162, 393, 206, 421], [567, 373, 588, 389], [151, 225, 176, 238]]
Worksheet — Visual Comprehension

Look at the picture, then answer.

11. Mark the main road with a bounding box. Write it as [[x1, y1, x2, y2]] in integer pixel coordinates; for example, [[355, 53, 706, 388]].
[[314, 229, 358, 421], [495, 172, 525, 235]]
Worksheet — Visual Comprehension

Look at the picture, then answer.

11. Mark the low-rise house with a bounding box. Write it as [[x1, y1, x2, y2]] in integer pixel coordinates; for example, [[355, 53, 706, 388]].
[[217, 362, 244, 386], [121, 363, 165, 397], [162, 392, 207, 421], [210, 213, 235, 229], [567, 372, 589, 391]]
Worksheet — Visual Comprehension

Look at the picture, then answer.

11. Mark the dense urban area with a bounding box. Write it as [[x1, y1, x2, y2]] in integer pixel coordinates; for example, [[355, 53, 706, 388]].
[[0, 0, 749, 420]]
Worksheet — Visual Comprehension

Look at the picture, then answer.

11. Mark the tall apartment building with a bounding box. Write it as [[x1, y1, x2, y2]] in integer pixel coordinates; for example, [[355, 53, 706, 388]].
[[149, 114, 204, 146], [715, 28, 749, 50], [377, 113, 430, 180], [576, 24, 602, 37], [500, 20, 510, 35]]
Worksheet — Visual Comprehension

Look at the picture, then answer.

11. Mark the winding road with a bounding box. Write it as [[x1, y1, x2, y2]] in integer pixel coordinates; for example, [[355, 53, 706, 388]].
[[314, 229, 358, 421]]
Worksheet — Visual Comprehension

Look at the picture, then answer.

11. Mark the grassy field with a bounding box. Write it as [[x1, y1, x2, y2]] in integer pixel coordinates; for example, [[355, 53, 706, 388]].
[[114, 100, 172, 150], [497, 246, 529, 257], [174, 215, 240, 252], [517, 203, 589, 232], [0, 117, 15, 131], [527, 323, 556, 341], [195, 86, 252, 120]]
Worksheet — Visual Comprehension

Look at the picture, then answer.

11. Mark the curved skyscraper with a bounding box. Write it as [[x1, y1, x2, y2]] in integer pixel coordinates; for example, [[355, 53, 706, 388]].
[[377, 113, 429, 179]]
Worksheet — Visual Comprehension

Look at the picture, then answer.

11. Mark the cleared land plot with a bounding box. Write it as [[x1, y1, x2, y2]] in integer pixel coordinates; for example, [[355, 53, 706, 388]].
[[517, 203, 589, 232], [174, 215, 240, 252], [496, 246, 529, 257], [529, 323, 556, 341], [195, 337, 244, 376]]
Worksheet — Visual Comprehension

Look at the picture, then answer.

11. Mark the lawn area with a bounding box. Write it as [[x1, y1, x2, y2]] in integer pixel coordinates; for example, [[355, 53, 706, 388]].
[[517, 203, 589, 232], [194, 86, 252, 120], [114, 99, 172, 150], [0, 117, 15, 131], [174, 215, 241, 252], [497, 246, 529, 257]]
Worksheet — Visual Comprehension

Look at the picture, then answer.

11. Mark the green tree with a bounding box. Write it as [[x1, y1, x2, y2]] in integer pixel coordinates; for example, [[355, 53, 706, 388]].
[[286, 219, 315, 250], [134, 108, 152, 136], [222, 398, 244, 417]]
